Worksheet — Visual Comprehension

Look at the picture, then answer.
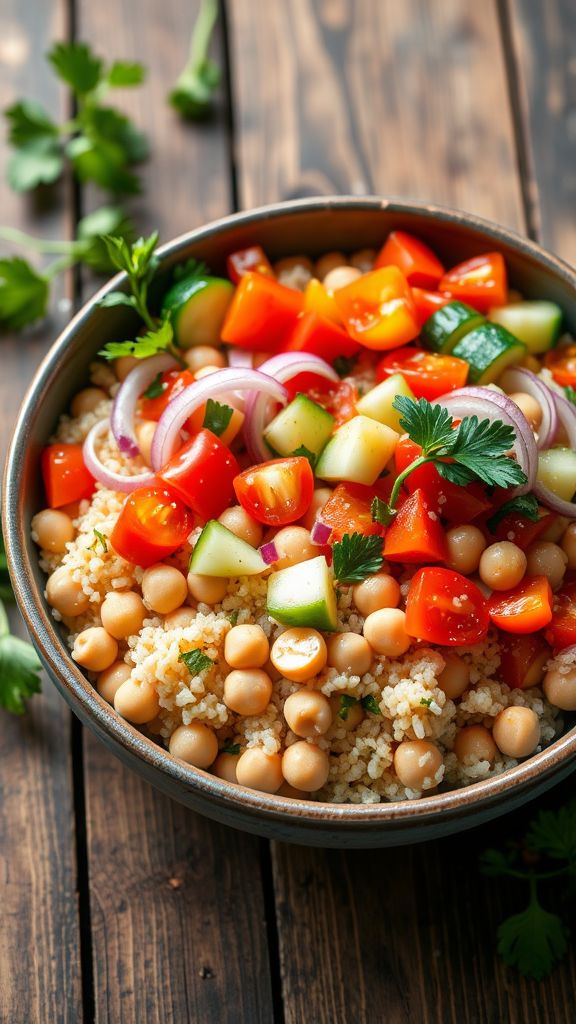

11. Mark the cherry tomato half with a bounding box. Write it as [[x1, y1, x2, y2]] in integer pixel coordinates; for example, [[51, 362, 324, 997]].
[[234, 457, 314, 526], [405, 567, 490, 646], [488, 575, 553, 634], [110, 484, 194, 568], [376, 347, 469, 401], [439, 252, 508, 312], [41, 444, 95, 509], [159, 429, 239, 521]]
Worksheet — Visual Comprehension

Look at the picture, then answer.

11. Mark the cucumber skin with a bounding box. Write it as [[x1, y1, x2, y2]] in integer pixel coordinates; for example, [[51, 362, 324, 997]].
[[421, 301, 485, 353], [264, 393, 334, 457], [452, 323, 526, 384], [490, 301, 563, 354], [161, 274, 234, 345], [190, 520, 266, 576], [266, 556, 337, 631]]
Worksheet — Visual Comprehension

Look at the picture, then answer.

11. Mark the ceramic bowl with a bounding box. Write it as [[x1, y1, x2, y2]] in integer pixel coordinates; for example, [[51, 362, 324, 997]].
[[5, 197, 576, 848]]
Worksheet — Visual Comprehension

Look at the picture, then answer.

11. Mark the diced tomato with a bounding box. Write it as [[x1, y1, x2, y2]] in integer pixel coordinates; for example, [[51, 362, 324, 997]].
[[140, 369, 195, 421], [393, 435, 491, 521], [304, 379, 358, 426], [284, 311, 360, 361], [545, 581, 576, 651], [226, 245, 274, 285], [543, 345, 576, 388], [159, 429, 239, 521], [110, 484, 194, 568], [405, 567, 490, 646], [439, 252, 508, 312], [487, 507, 556, 551], [376, 347, 469, 401], [488, 576, 553, 634], [234, 457, 314, 526], [384, 489, 448, 563], [333, 267, 420, 350], [303, 278, 343, 324], [497, 630, 551, 689], [41, 444, 95, 509], [411, 288, 451, 326], [221, 272, 304, 352], [375, 231, 445, 289], [320, 482, 384, 541]]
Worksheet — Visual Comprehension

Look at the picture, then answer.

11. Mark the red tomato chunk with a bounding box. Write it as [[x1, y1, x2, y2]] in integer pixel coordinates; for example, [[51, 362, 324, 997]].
[[406, 567, 490, 646]]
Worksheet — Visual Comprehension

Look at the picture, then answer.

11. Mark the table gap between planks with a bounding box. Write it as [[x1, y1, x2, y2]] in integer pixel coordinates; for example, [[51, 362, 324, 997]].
[[0, 1, 575, 1021]]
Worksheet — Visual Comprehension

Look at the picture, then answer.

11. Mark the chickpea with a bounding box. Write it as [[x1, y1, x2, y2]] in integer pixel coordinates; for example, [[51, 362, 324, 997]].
[[212, 751, 239, 783], [218, 505, 263, 547], [270, 627, 327, 682], [479, 541, 527, 591], [300, 487, 333, 531], [45, 566, 89, 617], [327, 632, 373, 675], [393, 740, 443, 790], [352, 574, 400, 616], [224, 669, 273, 715], [70, 387, 107, 418], [543, 666, 576, 711], [273, 256, 314, 291], [101, 590, 146, 639], [184, 345, 226, 373], [32, 509, 74, 553], [349, 248, 376, 272], [273, 526, 318, 569], [97, 661, 132, 704], [283, 690, 332, 738], [194, 365, 222, 380], [225, 624, 269, 669], [445, 525, 487, 575], [329, 694, 364, 730], [142, 564, 188, 614], [438, 652, 470, 699], [187, 572, 228, 605], [323, 266, 362, 291], [363, 608, 411, 658], [134, 419, 157, 466], [169, 722, 218, 768], [114, 355, 139, 382], [526, 541, 568, 590], [493, 706, 540, 758], [508, 391, 543, 432], [454, 725, 497, 763], [72, 626, 118, 672], [164, 607, 197, 630], [540, 515, 570, 544], [236, 747, 283, 793], [315, 252, 347, 281], [282, 741, 330, 792], [114, 677, 160, 723], [561, 522, 576, 569]]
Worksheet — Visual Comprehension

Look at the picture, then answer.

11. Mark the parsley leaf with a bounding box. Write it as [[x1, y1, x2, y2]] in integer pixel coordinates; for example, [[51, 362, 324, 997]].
[[526, 801, 576, 862], [0, 258, 49, 330], [90, 529, 108, 553], [203, 399, 233, 437], [227, 610, 239, 626], [337, 694, 359, 721], [5, 99, 59, 146], [497, 897, 568, 980], [371, 496, 389, 526], [333, 354, 358, 377], [0, 601, 42, 714], [361, 695, 382, 715], [222, 742, 241, 755], [291, 445, 317, 469], [100, 318, 174, 362], [143, 372, 165, 400], [75, 206, 136, 274], [173, 258, 210, 283], [49, 41, 104, 93], [7, 136, 64, 192], [169, 0, 220, 120], [107, 61, 146, 87], [332, 532, 384, 584], [487, 494, 540, 533], [179, 648, 214, 674], [420, 697, 433, 708]]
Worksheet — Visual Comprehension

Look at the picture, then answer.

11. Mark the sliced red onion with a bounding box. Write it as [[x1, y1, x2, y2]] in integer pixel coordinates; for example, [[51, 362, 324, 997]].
[[310, 519, 332, 545], [259, 540, 279, 564], [83, 419, 156, 493], [111, 353, 178, 458], [438, 386, 537, 494], [498, 367, 558, 449], [151, 368, 289, 471], [227, 348, 253, 368], [244, 353, 339, 463], [532, 394, 576, 518]]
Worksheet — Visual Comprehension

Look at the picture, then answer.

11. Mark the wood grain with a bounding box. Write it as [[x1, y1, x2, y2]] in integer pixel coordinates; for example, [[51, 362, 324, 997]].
[[75, 1, 273, 1020], [0, 2, 82, 1022]]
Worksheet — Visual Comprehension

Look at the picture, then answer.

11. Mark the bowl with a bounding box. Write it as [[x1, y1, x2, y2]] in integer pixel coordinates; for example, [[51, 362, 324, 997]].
[[5, 196, 576, 849]]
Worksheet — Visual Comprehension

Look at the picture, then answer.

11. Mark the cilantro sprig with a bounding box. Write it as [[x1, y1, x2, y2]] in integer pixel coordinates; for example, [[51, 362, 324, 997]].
[[179, 648, 214, 674], [486, 494, 540, 533], [203, 399, 233, 437], [480, 799, 576, 979], [332, 533, 384, 584], [169, 0, 220, 119]]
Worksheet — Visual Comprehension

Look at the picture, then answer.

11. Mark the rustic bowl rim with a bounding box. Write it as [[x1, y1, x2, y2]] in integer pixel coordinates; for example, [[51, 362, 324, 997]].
[[4, 194, 576, 832]]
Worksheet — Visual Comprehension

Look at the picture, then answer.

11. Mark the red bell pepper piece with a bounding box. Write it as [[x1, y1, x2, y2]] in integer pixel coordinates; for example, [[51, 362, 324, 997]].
[[320, 482, 385, 542], [221, 272, 304, 352], [384, 488, 448, 563], [110, 484, 194, 568], [405, 567, 489, 645], [333, 267, 420, 350], [376, 347, 469, 401], [285, 311, 360, 361], [226, 245, 274, 284], [41, 444, 95, 509], [439, 252, 508, 312], [394, 436, 491, 522], [159, 429, 239, 520], [488, 576, 553, 634], [497, 630, 551, 688], [375, 231, 445, 289]]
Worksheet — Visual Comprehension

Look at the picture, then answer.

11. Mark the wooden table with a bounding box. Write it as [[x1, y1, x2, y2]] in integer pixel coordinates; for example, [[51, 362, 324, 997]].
[[1, 1, 575, 1020]]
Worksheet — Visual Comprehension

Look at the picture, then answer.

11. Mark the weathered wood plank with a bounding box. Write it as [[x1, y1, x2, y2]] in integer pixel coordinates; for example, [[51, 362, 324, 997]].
[[0, 2, 82, 1022], [75, 1, 274, 1020]]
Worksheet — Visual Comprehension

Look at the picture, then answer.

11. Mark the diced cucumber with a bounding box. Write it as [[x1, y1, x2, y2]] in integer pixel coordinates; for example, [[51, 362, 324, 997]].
[[490, 301, 563, 354], [264, 393, 334, 457], [421, 301, 485, 353], [356, 373, 415, 432], [162, 274, 234, 349], [451, 323, 526, 385], [189, 520, 266, 576], [537, 448, 576, 503], [315, 415, 399, 486], [266, 555, 337, 631]]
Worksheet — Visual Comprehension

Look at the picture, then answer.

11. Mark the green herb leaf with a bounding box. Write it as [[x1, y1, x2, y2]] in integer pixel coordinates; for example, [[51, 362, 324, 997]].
[[103, 232, 159, 279], [48, 41, 104, 95], [67, 134, 141, 195], [526, 801, 576, 862], [99, 318, 174, 361], [0, 601, 42, 714], [7, 137, 64, 192], [0, 258, 49, 330], [361, 695, 382, 715], [333, 354, 358, 378], [497, 898, 568, 980], [107, 61, 146, 87], [75, 206, 136, 274], [90, 528, 108, 553], [479, 847, 518, 878], [203, 399, 234, 437], [222, 742, 240, 755], [332, 532, 384, 584], [227, 609, 239, 626], [337, 694, 359, 721], [487, 494, 540, 533], [420, 697, 433, 708], [5, 99, 59, 146], [565, 385, 576, 406], [85, 105, 149, 164], [173, 258, 210, 283], [291, 445, 317, 469], [143, 372, 166, 400], [394, 394, 456, 454], [169, 0, 220, 119], [98, 291, 137, 311], [179, 648, 214, 674], [371, 496, 393, 526]]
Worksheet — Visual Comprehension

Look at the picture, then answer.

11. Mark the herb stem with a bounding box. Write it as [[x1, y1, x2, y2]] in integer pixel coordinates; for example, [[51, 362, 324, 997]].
[[0, 226, 78, 256], [387, 455, 430, 513], [189, 0, 218, 69]]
